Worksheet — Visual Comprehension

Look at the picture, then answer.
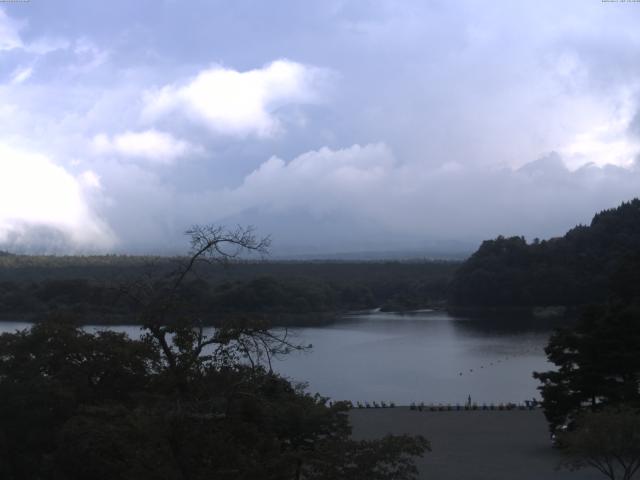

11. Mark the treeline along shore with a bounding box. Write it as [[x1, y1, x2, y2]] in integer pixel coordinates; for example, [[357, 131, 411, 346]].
[[0, 254, 457, 326], [2, 198, 640, 326]]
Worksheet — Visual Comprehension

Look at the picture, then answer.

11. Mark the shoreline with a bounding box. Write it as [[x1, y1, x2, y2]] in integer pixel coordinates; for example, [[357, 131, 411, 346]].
[[0, 311, 340, 327]]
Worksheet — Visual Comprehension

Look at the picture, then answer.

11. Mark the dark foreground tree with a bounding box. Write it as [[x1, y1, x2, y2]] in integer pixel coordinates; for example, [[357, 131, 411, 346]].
[[533, 304, 640, 432], [0, 226, 429, 479], [559, 406, 640, 480]]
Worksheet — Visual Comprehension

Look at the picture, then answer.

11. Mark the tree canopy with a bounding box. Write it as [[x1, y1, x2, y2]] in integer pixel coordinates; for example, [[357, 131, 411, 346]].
[[0, 226, 430, 479], [450, 199, 640, 308], [534, 252, 640, 433]]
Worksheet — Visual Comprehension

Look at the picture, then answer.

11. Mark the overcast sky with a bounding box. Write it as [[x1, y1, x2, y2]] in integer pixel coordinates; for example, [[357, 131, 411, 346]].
[[1, 0, 640, 255]]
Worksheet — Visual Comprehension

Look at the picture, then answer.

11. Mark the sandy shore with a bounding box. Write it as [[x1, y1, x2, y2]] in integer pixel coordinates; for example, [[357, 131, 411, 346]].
[[349, 408, 602, 480]]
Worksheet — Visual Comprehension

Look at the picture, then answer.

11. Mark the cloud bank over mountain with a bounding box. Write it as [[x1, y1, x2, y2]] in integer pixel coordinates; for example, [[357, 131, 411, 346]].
[[0, 1, 639, 254]]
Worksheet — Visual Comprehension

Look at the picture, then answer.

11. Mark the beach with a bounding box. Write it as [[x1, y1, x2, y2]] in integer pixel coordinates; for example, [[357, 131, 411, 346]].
[[350, 408, 602, 480]]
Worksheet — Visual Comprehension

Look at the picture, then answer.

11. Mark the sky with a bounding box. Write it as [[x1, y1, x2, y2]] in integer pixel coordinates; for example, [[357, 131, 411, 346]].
[[1, 0, 640, 256]]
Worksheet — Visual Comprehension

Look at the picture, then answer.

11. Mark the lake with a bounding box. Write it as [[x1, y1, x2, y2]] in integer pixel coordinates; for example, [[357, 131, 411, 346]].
[[0, 310, 555, 405]]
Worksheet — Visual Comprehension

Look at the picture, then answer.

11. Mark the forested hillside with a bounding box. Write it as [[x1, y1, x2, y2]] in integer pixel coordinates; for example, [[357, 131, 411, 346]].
[[449, 199, 640, 307], [0, 257, 457, 324]]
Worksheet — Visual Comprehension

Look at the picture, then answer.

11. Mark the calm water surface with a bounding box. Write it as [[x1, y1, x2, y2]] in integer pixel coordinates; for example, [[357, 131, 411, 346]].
[[273, 310, 553, 405], [0, 311, 555, 405]]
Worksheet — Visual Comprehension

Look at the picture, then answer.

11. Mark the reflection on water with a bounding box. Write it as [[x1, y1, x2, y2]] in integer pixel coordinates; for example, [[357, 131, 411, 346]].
[[0, 311, 557, 405]]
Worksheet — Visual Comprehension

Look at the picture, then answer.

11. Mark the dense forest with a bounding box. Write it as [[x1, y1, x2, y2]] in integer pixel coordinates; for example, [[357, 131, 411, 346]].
[[0, 254, 457, 325], [449, 199, 640, 308]]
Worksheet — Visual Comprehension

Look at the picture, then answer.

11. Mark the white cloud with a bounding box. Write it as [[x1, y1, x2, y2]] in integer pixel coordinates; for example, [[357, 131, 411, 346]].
[[10, 66, 32, 85], [0, 9, 69, 55], [559, 94, 640, 170], [25, 37, 70, 55], [92, 129, 197, 163], [0, 9, 22, 51], [233, 143, 394, 214], [66, 37, 109, 73], [79, 170, 102, 189], [0, 143, 115, 250], [143, 59, 328, 137]]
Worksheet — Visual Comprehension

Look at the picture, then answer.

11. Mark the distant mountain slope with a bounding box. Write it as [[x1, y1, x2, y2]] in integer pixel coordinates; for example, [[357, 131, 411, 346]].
[[449, 199, 640, 307]]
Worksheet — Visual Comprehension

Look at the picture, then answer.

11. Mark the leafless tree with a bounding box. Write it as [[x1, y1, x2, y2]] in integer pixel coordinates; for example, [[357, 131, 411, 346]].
[[121, 225, 307, 389]]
